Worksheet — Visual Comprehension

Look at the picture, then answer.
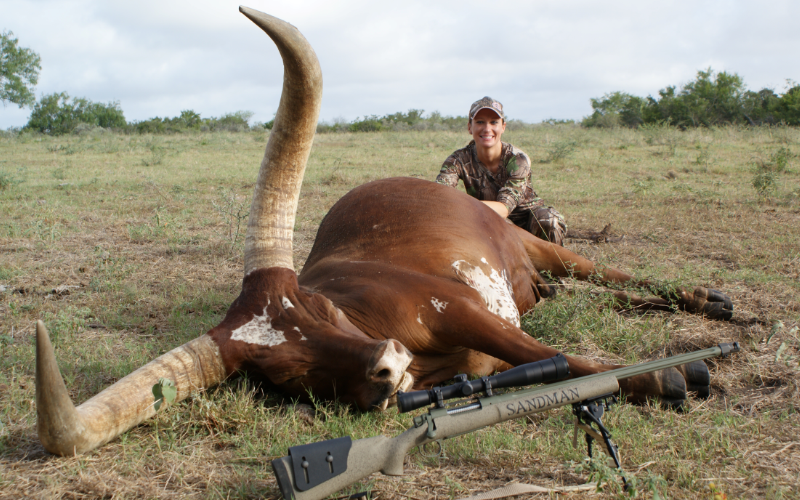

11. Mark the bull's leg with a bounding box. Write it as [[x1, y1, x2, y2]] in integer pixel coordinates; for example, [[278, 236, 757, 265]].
[[513, 226, 733, 320], [424, 292, 694, 406]]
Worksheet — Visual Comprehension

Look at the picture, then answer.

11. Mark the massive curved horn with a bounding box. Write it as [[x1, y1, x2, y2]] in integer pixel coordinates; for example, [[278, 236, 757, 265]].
[[35, 9, 321, 455], [36, 321, 226, 455], [241, 6, 323, 274]]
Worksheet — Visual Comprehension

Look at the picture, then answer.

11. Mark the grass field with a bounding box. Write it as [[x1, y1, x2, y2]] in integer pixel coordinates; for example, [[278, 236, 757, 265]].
[[1, 124, 799, 499]]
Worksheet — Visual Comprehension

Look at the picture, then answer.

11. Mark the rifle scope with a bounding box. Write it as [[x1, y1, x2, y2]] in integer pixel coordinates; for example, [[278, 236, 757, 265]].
[[397, 353, 569, 413]]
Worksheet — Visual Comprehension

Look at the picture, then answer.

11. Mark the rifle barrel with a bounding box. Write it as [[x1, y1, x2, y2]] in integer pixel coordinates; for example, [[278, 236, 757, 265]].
[[569, 343, 739, 383]]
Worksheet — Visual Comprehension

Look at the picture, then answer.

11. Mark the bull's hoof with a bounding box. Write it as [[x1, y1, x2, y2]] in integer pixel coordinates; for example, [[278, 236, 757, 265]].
[[677, 287, 734, 321], [706, 289, 733, 311], [659, 397, 687, 411], [702, 289, 733, 320], [537, 283, 557, 299], [657, 366, 688, 402], [622, 366, 687, 408], [675, 360, 711, 399]]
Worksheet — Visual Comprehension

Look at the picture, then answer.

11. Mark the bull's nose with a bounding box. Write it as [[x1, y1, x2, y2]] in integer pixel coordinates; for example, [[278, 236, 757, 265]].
[[367, 339, 413, 385]]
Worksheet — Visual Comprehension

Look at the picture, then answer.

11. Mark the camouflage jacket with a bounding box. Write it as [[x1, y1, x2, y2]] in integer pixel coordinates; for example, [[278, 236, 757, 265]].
[[436, 141, 543, 225]]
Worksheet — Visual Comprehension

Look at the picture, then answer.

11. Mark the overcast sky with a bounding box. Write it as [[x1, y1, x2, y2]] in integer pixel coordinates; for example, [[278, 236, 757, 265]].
[[2, 0, 799, 129]]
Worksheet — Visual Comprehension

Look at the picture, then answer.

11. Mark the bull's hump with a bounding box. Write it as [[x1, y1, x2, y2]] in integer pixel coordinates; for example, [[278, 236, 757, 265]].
[[305, 178, 514, 268]]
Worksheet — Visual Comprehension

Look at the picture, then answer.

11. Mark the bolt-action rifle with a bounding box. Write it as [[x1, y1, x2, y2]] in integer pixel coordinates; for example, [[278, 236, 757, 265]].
[[271, 343, 740, 500]]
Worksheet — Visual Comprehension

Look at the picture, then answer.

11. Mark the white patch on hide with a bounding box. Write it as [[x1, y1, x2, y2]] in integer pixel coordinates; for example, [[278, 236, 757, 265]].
[[481, 257, 488, 264], [431, 297, 448, 313], [282, 297, 294, 309], [230, 300, 288, 346], [293, 326, 307, 341], [417, 313, 423, 324], [452, 260, 520, 327]]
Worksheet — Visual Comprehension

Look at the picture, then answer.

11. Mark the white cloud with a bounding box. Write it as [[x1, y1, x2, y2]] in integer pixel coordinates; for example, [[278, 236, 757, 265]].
[[2, 0, 799, 128]]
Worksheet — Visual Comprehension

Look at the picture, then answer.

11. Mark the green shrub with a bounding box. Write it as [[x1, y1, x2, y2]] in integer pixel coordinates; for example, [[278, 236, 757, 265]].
[[24, 92, 126, 135], [582, 91, 646, 128], [752, 147, 794, 197], [203, 111, 253, 132], [349, 115, 384, 132]]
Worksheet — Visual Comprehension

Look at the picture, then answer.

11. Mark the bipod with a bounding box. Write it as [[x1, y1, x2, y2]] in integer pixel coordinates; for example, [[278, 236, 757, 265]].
[[572, 394, 628, 491]]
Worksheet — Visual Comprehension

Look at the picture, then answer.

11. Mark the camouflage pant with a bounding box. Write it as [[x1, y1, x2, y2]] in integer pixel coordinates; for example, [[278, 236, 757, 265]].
[[513, 206, 567, 246]]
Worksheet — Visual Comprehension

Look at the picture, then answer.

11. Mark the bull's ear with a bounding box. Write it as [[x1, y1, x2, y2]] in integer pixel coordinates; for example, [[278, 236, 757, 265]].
[[239, 6, 323, 275], [36, 320, 227, 455]]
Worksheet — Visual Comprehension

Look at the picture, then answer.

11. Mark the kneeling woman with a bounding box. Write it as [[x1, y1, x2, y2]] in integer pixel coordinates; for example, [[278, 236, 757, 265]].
[[436, 97, 567, 246]]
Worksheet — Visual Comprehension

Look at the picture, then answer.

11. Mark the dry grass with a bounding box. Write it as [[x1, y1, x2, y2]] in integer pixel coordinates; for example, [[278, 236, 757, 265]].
[[1, 125, 799, 499]]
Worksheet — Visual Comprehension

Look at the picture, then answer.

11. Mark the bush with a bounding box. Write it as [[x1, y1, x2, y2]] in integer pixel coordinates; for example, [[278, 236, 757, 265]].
[[349, 115, 384, 132], [582, 92, 646, 128], [24, 92, 126, 135], [204, 111, 253, 132]]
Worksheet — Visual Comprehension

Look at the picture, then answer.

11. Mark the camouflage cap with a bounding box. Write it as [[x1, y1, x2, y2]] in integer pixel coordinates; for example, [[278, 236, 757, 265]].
[[469, 96, 505, 121]]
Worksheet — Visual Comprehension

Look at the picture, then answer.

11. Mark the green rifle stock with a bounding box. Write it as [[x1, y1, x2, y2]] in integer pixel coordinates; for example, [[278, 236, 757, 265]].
[[271, 343, 739, 500]]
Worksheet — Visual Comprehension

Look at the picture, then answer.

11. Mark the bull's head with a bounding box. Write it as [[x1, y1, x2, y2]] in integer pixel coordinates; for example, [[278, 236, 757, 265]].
[[35, 7, 413, 456]]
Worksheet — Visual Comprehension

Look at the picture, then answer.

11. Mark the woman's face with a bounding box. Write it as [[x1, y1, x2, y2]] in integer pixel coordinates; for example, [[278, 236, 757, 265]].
[[468, 108, 506, 149]]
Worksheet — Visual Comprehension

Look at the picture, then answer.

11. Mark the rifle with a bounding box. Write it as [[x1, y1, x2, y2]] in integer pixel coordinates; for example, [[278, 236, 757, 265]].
[[271, 343, 740, 500]]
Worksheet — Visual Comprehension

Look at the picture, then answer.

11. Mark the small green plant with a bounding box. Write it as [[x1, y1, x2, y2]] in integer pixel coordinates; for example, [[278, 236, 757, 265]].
[[752, 164, 778, 197], [573, 458, 630, 496], [25, 219, 62, 241], [212, 188, 249, 251], [0, 171, 14, 190], [41, 306, 93, 345], [752, 147, 792, 198], [695, 143, 711, 169], [0, 266, 14, 280], [142, 143, 165, 166], [771, 146, 794, 170], [545, 139, 578, 163], [632, 178, 653, 195], [51, 167, 67, 180]]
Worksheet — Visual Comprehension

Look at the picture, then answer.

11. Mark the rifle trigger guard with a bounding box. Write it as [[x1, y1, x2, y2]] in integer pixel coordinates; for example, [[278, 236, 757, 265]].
[[421, 440, 444, 458]]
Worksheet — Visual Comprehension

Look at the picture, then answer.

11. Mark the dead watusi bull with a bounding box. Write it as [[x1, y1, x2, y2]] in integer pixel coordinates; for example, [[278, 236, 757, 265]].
[[35, 7, 732, 456]]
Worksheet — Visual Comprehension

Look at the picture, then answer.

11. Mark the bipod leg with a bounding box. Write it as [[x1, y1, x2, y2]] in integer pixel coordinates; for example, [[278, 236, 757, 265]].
[[572, 394, 629, 491]]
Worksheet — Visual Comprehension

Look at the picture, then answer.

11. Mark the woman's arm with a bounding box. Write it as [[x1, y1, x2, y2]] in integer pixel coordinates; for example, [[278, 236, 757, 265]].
[[481, 200, 509, 218]]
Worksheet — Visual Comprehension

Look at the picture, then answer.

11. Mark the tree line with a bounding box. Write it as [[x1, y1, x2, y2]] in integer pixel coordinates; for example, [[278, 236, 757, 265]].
[[22, 96, 255, 135], [3, 31, 798, 134], [583, 69, 800, 128]]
